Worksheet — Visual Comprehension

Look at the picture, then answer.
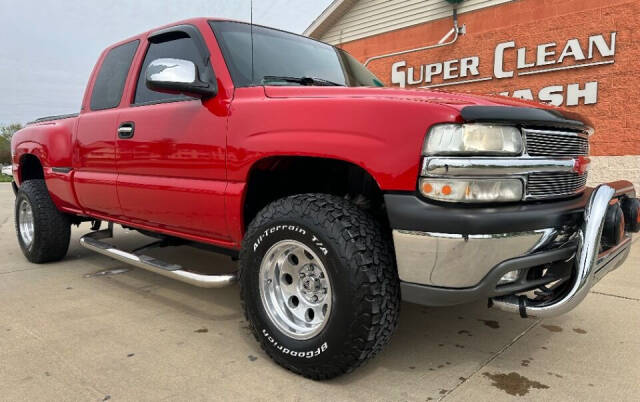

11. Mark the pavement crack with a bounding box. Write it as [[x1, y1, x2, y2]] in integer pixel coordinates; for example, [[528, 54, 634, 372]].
[[439, 319, 541, 401], [590, 291, 640, 301], [0, 267, 43, 275]]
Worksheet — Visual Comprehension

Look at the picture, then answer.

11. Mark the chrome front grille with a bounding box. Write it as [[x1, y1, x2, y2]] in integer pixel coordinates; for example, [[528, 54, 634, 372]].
[[523, 128, 590, 199], [524, 128, 589, 157], [527, 172, 588, 199]]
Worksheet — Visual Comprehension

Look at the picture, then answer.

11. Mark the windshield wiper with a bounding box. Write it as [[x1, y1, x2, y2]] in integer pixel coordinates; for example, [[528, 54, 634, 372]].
[[262, 75, 344, 87]]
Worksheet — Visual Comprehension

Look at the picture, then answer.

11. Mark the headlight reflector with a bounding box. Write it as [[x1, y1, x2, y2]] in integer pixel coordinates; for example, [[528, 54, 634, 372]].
[[420, 178, 523, 203], [424, 124, 523, 155]]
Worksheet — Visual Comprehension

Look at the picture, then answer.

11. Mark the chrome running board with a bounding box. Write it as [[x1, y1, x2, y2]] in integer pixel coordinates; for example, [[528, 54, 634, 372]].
[[80, 224, 237, 288]]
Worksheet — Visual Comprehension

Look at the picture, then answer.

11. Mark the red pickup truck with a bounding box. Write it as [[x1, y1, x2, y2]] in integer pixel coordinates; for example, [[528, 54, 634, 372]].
[[10, 18, 640, 379]]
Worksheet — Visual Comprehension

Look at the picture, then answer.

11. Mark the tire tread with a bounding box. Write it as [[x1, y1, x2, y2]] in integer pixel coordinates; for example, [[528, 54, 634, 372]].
[[15, 180, 70, 263], [240, 193, 400, 380]]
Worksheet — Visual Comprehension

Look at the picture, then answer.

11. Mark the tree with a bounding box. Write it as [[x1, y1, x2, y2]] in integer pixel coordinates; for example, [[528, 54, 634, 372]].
[[0, 123, 22, 165]]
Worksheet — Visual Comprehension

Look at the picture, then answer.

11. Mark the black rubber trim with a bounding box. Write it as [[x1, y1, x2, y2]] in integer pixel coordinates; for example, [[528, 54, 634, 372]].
[[28, 113, 79, 125], [148, 24, 211, 63], [130, 97, 199, 108], [51, 167, 73, 174], [386, 181, 636, 235], [400, 245, 576, 307], [460, 106, 593, 133], [12, 181, 18, 196], [386, 192, 587, 234], [518, 296, 527, 318]]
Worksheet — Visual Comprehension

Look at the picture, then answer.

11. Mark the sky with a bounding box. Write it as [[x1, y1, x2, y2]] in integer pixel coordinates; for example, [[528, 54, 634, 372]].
[[0, 0, 332, 125]]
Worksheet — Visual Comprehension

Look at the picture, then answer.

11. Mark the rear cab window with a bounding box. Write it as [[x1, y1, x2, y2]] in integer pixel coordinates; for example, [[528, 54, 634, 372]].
[[90, 40, 139, 111]]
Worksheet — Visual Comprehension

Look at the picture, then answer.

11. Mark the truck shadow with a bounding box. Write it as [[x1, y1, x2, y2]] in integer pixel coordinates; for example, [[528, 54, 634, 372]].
[[336, 301, 551, 382], [67, 224, 244, 323], [67, 223, 556, 387]]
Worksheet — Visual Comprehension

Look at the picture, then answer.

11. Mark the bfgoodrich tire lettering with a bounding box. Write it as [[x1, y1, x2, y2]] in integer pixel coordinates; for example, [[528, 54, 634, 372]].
[[15, 180, 71, 263], [240, 193, 400, 380]]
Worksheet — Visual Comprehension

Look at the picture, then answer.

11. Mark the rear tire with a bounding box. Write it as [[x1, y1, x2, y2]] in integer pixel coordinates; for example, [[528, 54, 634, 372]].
[[240, 193, 400, 380], [15, 180, 71, 263]]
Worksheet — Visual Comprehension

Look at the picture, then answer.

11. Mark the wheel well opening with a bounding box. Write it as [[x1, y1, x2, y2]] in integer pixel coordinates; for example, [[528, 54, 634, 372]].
[[243, 157, 387, 229], [20, 154, 44, 182]]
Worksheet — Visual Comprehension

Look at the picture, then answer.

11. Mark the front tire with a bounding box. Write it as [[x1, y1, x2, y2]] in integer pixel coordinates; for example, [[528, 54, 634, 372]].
[[15, 180, 71, 263], [240, 194, 400, 379]]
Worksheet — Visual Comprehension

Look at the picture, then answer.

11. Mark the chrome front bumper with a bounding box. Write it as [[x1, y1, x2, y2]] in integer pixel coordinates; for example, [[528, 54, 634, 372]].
[[393, 183, 636, 318], [393, 229, 557, 288]]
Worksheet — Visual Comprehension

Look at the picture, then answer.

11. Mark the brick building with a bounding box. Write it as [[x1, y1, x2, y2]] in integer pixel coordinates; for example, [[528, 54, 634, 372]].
[[305, 0, 639, 189]]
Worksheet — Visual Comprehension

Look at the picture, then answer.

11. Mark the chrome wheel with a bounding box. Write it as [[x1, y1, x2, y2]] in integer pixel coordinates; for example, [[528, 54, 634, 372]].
[[259, 240, 332, 340], [18, 199, 35, 249]]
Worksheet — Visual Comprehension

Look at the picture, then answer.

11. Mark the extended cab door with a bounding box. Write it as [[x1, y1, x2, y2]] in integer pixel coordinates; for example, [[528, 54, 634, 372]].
[[115, 26, 229, 240], [74, 40, 139, 217]]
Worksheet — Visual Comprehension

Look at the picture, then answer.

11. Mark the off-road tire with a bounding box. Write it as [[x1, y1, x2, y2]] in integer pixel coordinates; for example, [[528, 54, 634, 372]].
[[239, 193, 400, 380], [15, 180, 71, 263]]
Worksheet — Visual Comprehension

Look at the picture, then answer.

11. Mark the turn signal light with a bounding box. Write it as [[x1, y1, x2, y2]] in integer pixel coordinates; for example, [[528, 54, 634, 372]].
[[421, 182, 433, 194], [419, 178, 523, 203]]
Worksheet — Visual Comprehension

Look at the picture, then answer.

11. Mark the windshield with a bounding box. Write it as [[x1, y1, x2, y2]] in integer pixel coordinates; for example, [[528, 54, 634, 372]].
[[209, 21, 384, 88]]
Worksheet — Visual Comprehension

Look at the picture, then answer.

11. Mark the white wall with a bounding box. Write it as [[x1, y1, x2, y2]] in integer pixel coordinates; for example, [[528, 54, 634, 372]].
[[318, 0, 514, 45], [588, 156, 640, 194]]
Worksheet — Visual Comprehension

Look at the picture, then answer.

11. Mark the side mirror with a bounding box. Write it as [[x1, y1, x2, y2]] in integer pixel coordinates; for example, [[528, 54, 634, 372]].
[[145, 58, 217, 98]]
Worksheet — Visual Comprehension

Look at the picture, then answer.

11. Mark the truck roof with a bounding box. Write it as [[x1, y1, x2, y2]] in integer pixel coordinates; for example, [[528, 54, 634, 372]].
[[104, 17, 238, 51]]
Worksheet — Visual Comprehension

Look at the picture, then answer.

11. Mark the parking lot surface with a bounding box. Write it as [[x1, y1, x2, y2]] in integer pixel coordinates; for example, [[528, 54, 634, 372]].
[[1, 183, 638, 401]]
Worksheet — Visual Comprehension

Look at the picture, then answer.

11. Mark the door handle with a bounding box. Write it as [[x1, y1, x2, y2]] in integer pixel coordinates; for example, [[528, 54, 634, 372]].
[[118, 122, 135, 139]]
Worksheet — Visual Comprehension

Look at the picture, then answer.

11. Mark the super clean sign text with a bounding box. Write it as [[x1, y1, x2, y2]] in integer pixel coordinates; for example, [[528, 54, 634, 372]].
[[390, 32, 616, 107]]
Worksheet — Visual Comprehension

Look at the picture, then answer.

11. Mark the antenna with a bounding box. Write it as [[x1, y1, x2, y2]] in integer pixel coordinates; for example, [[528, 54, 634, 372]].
[[250, 0, 255, 85]]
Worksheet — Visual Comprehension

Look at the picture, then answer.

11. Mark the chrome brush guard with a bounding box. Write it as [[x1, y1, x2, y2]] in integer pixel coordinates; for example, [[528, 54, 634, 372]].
[[492, 184, 632, 317]]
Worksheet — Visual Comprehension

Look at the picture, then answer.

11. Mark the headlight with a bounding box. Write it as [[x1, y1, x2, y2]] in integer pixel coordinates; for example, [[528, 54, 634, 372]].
[[419, 178, 523, 203], [424, 124, 523, 155]]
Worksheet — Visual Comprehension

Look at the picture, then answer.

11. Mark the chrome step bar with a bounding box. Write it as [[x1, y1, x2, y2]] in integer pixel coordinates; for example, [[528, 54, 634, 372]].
[[80, 224, 237, 288]]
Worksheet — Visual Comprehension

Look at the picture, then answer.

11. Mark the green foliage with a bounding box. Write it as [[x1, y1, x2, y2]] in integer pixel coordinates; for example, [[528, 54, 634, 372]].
[[445, 0, 465, 4], [0, 123, 22, 165]]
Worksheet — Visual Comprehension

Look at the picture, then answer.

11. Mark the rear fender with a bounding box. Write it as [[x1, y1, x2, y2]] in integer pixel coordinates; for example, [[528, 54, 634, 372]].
[[12, 118, 76, 176], [12, 119, 79, 212]]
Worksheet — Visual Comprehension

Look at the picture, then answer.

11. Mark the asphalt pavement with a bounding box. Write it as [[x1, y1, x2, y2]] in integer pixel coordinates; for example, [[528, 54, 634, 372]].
[[0, 183, 638, 401]]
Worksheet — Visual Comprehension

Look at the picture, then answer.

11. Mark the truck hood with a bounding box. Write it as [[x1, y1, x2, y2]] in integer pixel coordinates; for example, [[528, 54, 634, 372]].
[[263, 85, 548, 112], [263, 86, 591, 132]]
